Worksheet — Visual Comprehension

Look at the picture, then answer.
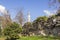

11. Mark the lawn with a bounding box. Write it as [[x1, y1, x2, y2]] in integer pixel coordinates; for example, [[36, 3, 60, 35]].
[[0, 36, 5, 40], [0, 36, 60, 40], [18, 36, 60, 40]]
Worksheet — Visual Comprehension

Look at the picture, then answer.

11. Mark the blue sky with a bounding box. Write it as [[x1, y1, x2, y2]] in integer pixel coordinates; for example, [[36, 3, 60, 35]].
[[0, 0, 55, 21]]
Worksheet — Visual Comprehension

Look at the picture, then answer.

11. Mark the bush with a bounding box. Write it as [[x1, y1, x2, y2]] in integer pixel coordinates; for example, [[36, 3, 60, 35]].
[[4, 22, 22, 40]]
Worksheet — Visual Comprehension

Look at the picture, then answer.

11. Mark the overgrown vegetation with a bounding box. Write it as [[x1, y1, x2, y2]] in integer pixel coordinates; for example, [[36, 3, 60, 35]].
[[3, 22, 22, 40], [0, 0, 60, 40], [0, 12, 60, 40]]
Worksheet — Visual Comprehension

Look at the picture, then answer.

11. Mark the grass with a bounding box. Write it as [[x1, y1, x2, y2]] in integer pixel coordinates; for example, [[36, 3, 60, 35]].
[[0, 36, 60, 40], [0, 36, 5, 40], [18, 36, 60, 40]]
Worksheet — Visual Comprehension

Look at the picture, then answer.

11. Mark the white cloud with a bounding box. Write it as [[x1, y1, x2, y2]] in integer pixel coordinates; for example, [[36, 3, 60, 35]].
[[44, 10, 55, 16], [0, 5, 8, 14], [0, 5, 5, 13]]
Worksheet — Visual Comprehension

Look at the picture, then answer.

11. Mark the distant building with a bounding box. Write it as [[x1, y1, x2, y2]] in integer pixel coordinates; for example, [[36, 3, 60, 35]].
[[27, 11, 31, 22]]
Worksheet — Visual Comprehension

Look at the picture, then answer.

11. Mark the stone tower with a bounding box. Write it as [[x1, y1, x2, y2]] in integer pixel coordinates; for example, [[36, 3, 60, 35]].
[[27, 11, 30, 22]]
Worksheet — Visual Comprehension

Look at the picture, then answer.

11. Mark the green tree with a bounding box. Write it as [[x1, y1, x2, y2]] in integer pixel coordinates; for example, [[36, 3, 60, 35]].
[[33, 16, 48, 30], [32, 16, 48, 36], [22, 22, 33, 36], [3, 22, 22, 40]]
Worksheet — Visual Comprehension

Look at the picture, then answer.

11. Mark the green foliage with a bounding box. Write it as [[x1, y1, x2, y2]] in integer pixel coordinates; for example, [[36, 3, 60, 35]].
[[22, 22, 33, 36], [51, 15, 56, 19], [0, 26, 2, 36], [33, 16, 48, 30], [3, 22, 22, 40], [23, 22, 32, 28], [35, 16, 48, 22], [19, 36, 60, 40], [33, 16, 48, 25]]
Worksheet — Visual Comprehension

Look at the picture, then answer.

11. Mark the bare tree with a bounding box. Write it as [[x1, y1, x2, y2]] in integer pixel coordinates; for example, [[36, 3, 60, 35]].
[[0, 9, 11, 29], [15, 9, 25, 25], [3, 10, 12, 26], [49, 0, 60, 9]]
